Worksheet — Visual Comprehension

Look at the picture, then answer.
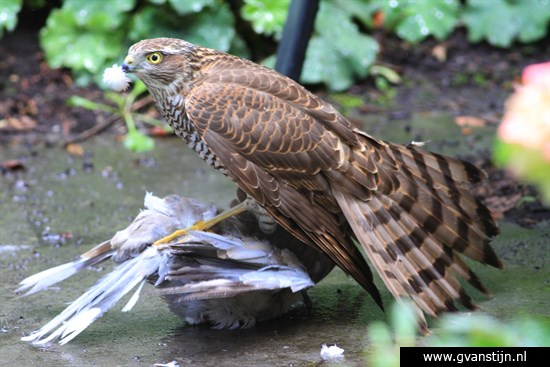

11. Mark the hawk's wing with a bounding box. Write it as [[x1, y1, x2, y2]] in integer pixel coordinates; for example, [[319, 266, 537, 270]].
[[185, 78, 384, 307], [184, 59, 501, 317]]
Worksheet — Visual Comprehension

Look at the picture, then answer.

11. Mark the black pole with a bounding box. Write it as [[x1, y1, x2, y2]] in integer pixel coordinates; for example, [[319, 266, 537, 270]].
[[274, 0, 320, 81]]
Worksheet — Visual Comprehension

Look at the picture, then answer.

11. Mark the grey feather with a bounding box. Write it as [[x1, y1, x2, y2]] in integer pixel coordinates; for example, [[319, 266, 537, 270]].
[[18, 193, 322, 344]]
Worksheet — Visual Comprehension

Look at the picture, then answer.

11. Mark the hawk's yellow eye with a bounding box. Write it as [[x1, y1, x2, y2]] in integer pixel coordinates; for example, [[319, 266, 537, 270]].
[[146, 52, 163, 64]]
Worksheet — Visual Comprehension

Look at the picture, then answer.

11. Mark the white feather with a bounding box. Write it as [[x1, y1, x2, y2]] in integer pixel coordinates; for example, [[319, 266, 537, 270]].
[[102, 64, 131, 92], [320, 344, 345, 360], [240, 266, 313, 292], [121, 280, 146, 312], [59, 308, 102, 345], [16, 259, 87, 296], [144, 191, 173, 216]]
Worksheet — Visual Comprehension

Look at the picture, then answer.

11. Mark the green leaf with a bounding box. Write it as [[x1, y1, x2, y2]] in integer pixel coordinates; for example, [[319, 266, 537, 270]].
[[39, 0, 134, 81], [301, 1, 378, 91], [168, 0, 216, 15], [241, 0, 290, 39], [429, 313, 550, 347], [516, 0, 550, 42], [123, 130, 155, 152], [494, 140, 550, 204], [302, 38, 352, 90], [104, 91, 126, 107], [378, 0, 460, 43], [129, 6, 184, 41], [0, 0, 22, 38], [182, 2, 235, 51], [130, 3, 234, 51], [62, 0, 134, 29], [40, 8, 124, 74], [463, 0, 550, 47], [390, 301, 417, 346], [335, 0, 380, 27]]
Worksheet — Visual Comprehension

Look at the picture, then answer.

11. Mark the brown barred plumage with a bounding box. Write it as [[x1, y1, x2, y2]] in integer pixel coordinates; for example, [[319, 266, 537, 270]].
[[122, 38, 502, 324]]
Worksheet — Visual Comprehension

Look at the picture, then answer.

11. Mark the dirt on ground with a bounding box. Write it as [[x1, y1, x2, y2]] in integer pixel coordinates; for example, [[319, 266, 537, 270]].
[[1, 27, 548, 227]]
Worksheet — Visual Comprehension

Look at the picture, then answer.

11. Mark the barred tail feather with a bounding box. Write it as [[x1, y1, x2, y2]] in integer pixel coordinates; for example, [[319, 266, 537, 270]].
[[333, 144, 502, 319], [384, 144, 502, 268]]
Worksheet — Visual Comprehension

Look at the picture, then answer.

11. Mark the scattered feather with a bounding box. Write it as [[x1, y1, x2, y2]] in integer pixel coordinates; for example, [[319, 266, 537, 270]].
[[154, 361, 180, 367], [320, 343, 345, 360], [103, 64, 131, 92]]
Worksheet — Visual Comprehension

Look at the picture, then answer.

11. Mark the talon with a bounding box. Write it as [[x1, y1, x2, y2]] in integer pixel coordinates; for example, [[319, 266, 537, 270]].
[[152, 202, 249, 247], [153, 229, 189, 246]]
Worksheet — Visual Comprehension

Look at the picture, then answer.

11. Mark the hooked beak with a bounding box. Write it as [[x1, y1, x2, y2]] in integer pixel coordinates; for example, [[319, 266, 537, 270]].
[[122, 55, 136, 73]]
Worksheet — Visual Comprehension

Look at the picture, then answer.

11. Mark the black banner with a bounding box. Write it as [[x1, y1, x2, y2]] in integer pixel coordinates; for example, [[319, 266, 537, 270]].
[[400, 347, 547, 366]]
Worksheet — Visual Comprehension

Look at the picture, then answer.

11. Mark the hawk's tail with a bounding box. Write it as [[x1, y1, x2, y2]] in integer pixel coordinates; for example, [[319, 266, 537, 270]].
[[333, 142, 502, 323]]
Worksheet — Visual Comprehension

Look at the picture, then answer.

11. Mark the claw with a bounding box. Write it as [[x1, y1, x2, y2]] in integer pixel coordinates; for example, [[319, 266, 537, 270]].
[[152, 202, 249, 246]]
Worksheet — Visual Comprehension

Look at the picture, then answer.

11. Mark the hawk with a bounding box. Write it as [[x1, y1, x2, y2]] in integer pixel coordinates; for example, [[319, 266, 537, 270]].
[[122, 38, 502, 323]]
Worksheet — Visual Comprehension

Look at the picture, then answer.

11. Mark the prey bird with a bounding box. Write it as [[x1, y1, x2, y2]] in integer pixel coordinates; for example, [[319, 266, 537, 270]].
[[120, 37, 502, 325], [18, 193, 332, 344]]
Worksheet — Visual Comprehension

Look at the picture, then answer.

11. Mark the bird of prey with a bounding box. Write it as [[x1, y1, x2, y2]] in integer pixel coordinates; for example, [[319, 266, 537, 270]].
[[18, 193, 333, 344], [121, 38, 503, 324]]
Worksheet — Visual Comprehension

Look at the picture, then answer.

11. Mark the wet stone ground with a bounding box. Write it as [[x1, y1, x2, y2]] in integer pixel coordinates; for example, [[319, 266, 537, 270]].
[[1, 113, 549, 367]]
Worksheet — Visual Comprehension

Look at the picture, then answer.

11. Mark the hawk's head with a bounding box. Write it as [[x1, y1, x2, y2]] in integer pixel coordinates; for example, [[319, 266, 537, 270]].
[[122, 38, 201, 95]]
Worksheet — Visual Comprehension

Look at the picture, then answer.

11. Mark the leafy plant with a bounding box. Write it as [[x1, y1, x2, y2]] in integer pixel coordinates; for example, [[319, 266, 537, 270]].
[[374, 0, 461, 43], [367, 301, 550, 367], [301, 0, 379, 91], [4, 0, 550, 153], [40, 0, 134, 85], [427, 314, 550, 347], [463, 0, 550, 48], [330, 93, 365, 116], [254, 0, 378, 91], [129, 1, 236, 53], [0, 0, 22, 38], [68, 80, 165, 152], [241, 0, 290, 40], [6, 0, 548, 92], [39, 0, 238, 86], [367, 301, 418, 367]]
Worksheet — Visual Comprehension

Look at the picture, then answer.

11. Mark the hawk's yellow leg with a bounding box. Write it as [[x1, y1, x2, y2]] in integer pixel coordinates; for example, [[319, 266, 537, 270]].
[[152, 201, 249, 246]]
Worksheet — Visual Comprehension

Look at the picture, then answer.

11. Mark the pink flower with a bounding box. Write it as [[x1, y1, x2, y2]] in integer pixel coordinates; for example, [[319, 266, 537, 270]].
[[498, 62, 550, 162]]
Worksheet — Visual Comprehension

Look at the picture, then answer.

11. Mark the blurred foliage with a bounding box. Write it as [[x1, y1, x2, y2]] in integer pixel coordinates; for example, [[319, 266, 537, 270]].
[[0, 0, 22, 38], [463, 0, 550, 47], [3, 0, 549, 90], [40, 0, 134, 85], [494, 141, 550, 204], [301, 0, 378, 90], [367, 301, 418, 367], [241, 0, 290, 39], [68, 80, 165, 152], [427, 314, 550, 347], [373, 0, 461, 43], [37, 0, 237, 86], [367, 301, 550, 367], [3, 0, 549, 151]]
